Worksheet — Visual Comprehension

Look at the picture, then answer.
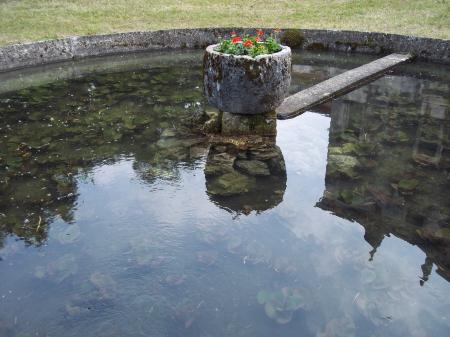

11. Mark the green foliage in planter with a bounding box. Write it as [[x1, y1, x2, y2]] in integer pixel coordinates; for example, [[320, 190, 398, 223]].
[[215, 30, 282, 58]]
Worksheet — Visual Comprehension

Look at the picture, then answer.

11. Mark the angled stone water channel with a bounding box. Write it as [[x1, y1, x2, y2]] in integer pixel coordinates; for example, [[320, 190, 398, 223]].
[[277, 53, 412, 119]]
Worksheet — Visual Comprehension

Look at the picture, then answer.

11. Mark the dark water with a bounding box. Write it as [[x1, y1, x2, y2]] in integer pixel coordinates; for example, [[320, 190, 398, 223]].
[[0, 50, 449, 337]]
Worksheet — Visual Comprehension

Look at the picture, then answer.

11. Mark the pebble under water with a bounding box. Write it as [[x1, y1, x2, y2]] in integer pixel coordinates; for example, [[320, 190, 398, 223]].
[[0, 50, 449, 337]]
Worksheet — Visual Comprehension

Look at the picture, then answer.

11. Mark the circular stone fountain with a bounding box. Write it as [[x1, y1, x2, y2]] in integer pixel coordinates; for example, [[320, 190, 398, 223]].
[[203, 44, 291, 114], [1, 28, 450, 337]]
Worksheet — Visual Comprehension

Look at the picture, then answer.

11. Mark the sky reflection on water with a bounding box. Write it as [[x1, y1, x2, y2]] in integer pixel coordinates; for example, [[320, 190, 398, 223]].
[[0, 50, 449, 337]]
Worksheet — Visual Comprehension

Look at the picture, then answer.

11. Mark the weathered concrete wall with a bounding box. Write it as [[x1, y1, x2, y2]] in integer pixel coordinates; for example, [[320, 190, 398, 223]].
[[0, 28, 448, 72], [0, 30, 216, 72], [301, 29, 449, 62]]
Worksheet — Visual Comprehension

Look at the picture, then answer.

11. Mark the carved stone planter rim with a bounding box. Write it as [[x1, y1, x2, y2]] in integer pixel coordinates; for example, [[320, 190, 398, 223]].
[[205, 44, 291, 61], [203, 43, 292, 114]]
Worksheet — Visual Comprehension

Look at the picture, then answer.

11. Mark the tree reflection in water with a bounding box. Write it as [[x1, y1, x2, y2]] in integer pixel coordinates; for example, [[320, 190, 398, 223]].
[[317, 73, 450, 283]]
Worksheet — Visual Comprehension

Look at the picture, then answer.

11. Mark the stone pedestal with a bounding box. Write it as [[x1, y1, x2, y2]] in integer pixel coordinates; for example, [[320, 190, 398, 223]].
[[202, 107, 277, 137], [221, 110, 277, 137]]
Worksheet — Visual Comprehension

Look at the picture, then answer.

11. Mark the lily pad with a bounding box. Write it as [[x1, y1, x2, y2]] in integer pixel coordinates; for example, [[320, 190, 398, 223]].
[[226, 235, 243, 254], [34, 265, 47, 279], [165, 274, 187, 286], [196, 251, 218, 266], [360, 268, 377, 284], [317, 316, 356, 337], [45, 254, 78, 283], [257, 290, 270, 305], [257, 287, 307, 324], [65, 302, 91, 317], [264, 302, 277, 319], [90, 272, 117, 299]]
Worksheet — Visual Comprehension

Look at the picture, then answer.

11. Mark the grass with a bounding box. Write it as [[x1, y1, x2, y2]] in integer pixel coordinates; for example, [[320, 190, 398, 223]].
[[0, 0, 449, 46]]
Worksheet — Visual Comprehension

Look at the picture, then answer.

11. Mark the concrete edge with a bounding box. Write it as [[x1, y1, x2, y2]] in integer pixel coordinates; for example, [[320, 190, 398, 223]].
[[0, 28, 449, 72]]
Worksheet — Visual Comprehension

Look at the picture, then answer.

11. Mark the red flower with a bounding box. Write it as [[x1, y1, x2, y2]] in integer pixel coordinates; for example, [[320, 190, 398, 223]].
[[243, 39, 253, 47], [232, 36, 242, 44], [256, 37, 262, 42], [257, 29, 264, 37], [231, 31, 237, 37]]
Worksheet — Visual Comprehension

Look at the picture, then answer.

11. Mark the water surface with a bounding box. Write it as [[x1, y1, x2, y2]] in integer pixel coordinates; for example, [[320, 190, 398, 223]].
[[0, 50, 449, 337]]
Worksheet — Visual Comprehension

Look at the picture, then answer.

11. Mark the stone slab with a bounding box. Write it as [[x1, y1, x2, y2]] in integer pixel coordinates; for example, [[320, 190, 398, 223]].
[[276, 53, 412, 120]]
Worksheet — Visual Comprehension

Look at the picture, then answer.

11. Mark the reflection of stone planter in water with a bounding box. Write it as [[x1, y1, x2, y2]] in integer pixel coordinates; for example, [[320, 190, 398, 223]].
[[203, 44, 291, 114], [204, 141, 287, 214]]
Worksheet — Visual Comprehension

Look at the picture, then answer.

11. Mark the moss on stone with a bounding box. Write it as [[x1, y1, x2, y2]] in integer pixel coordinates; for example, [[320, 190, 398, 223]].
[[280, 29, 305, 48], [306, 42, 328, 51]]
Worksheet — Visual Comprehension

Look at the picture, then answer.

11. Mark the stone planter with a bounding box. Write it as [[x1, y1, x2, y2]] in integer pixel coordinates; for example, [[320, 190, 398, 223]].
[[203, 44, 291, 115]]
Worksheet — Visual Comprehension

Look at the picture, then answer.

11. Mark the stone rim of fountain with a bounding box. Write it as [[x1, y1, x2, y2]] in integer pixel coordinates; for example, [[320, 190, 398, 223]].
[[1, 28, 448, 73]]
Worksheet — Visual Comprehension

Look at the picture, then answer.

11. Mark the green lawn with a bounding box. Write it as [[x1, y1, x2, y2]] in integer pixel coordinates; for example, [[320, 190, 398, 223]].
[[0, 0, 449, 46]]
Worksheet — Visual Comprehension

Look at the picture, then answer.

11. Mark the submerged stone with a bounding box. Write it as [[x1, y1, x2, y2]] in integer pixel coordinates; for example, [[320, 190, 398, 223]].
[[202, 107, 221, 134], [249, 145, 280, 161], [235, 159, 270, 176], [161, 129, 177, 138], [207, 171, 256, 196], [52, 173, 73, 194], [397, 178, 419, 194], [329, 143, 358, 155], [339, 189, 354, 204], [221, 110, 277, 137], [267, 150, 287, 175], [327, 154, 360, 179], [202, 117, 221, 134], [413, 153, 438, 166], [189, 145, 208, 158], [417, 227, 450, 244], [204, 152, 236, 176]]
